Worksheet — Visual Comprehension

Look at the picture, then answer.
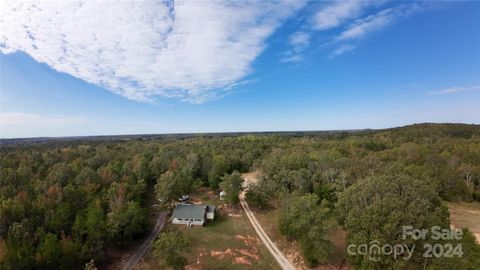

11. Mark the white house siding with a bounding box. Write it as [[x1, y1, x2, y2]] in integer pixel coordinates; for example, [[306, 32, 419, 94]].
[[172, 217, 204, 226]]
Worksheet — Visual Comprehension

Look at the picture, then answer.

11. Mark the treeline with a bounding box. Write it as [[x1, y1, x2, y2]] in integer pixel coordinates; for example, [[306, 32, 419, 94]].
[[1, 124, 479, 269], [246, 124, 480, 269], [0, 136, 268, 269], [252, 123, 480, 203]]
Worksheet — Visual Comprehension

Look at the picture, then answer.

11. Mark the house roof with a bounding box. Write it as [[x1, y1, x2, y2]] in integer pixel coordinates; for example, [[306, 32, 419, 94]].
[[172, 204, 206, 220]]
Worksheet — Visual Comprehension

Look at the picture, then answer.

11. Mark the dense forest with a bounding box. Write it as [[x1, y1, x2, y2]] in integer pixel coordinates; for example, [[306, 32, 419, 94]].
[[1, 123, 480, 269]]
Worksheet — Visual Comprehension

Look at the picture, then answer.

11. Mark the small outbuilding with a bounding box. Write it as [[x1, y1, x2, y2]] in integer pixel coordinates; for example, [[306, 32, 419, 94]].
[[171, 204, 216, 227], [206, 205, 215, 220], [219, 191, 226, 200]]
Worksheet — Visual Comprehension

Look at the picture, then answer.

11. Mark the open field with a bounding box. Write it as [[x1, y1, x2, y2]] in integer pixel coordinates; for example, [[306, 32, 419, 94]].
[[254, 209, 351, 270], [138, 188, 279, 270], [446, 202, 480, 244]]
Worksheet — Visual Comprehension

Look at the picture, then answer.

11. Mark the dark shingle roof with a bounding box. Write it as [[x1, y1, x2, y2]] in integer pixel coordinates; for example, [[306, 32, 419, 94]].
[[172, 205, 206, 220]]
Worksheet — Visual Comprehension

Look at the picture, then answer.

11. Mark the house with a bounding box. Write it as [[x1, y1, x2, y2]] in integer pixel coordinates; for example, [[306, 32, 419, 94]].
[[171, 204, 216, 226]]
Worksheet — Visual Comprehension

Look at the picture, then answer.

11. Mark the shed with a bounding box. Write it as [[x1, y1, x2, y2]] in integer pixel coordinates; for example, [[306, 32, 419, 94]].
[[206, 205, 216, 220]]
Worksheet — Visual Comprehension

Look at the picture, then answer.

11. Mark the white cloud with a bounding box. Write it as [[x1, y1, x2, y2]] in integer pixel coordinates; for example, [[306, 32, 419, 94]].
[[336, 8, 394, 40], [308, 1, 422, 57], [281, 31, 311, 63], [313, 0, 369, 30], [280, 0, 368, 63], [330, 44, 356, 57], [0, 0, 304, 103], [336, 4, 419, 41], [289, 31, 311, 49], [280, 54, 305, 63], [428, 86, 480, 95]]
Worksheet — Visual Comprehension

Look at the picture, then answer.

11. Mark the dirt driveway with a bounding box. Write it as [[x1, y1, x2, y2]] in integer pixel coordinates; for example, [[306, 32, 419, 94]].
[[240, 173, 295, 270], [122, 211, 168, 270], [446, 202, 480, 244]]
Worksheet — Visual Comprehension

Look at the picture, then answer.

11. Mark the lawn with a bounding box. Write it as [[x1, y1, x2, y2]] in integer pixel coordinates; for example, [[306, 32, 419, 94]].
[[446, 201, 480, 244], [139, 188, 280, 270]]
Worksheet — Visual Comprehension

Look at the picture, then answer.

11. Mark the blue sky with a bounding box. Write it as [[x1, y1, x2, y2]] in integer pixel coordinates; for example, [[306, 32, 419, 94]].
[[1, 0, 479, 138]]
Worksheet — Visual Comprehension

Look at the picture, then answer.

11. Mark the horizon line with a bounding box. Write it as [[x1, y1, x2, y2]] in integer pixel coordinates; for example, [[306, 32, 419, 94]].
[[1, 122, 478, 141]]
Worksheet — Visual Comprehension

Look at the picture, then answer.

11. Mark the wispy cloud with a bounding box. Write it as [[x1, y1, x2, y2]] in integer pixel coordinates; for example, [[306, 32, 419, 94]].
[[336, 8, 393, 41], [281, 31, 311, 63], [293, 1, 423, 58], [330, 44, 356, 58], [0, 1, 305, 103], [428, 86, 480, 95], [313, 0, 368, 30], [280, 54, 305, 63], [279, 0, 368, 62], [289, 31, 311, 49], [336, 3, 421, 41]]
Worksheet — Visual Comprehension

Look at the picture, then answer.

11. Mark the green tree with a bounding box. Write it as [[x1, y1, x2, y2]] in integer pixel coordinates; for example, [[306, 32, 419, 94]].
[[279, 194, 334, 266], [155, 167, 194, 202], [208, 155, 230, 189], [36, 233, 61, 268], [337, 173, 448, 269], [72, 200, 106, 260], [245, 187, 268, 209], [0, 198, 26, 237], [155, 170, 178, 202], [219, 171, 243, 205], [46, 202, 75, 233], [290, 168, 313, 194], [153, 231, 189, 270], [107, 201, 146, 243], [3, 222, 35, 270], [427, 228, 480, 270]]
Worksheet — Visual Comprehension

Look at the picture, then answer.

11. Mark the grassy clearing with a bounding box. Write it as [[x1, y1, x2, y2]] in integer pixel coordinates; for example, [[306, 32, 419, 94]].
[[139, 188, 280, 270], [253, 208, 350, 270], [446, 201, 480, 243]]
